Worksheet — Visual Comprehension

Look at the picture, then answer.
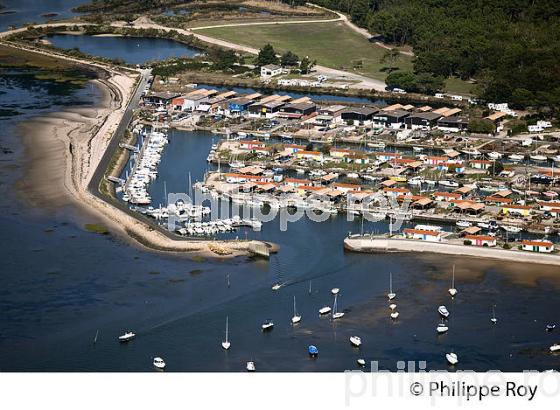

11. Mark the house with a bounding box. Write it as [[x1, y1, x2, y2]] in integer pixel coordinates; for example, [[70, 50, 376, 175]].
[[383, 187, 411, 198], [279, 102, 317, 119], [403, 228, 443, 242], [260, 64, 283, 78], [375, 152, 402, 162], [521, 240, 554, 253], [373, 109, 410, 129], [434, 191, 462, 202], [470, 159, 494, 170], [176, 89, 218, 111], [315, 105, 345, 125], [423, 156, 448, 166], [452, 200, 485, 214], [333, 182, 361, 193], [502, 204, 533, 217], [344, 153, 370, 165], [239, 140, 266, 151], [340, 107, 379, 125], [284, 144, 306, 154], [227, 97, 253, 116], [296, 150, 323, 162], [285, 178, 312, 188], [405, 112, 442, 130], [329, 147, 353, 159], [484, 196, 514, 205], [144, 91, 181, 107], [248, 101, 285, 118], [464, 235, 497, 247], [437, 116, 470, 132]]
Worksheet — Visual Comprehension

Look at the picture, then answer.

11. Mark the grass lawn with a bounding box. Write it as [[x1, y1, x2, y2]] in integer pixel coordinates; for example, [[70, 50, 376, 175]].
[[444, 76, 476, 96], [198, 21, 413, 82]]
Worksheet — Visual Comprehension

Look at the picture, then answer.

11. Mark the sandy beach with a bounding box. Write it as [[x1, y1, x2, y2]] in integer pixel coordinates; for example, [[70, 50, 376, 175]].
[[11, 49, 265, 259]]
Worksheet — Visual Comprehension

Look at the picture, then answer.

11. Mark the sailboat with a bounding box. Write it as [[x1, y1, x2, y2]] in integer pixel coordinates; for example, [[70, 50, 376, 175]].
[[387, 272, 396, 300], [449, 265, 458, 297], [389, 303, 397, 311], [332, 294, 344, 319], [350, 336, 362, 347], [491, 305, 498, 324], [221, 316, 231, 350], [291, 296, 301, 324], [446, 352, 458, 365], [390, 310, 399, 320]]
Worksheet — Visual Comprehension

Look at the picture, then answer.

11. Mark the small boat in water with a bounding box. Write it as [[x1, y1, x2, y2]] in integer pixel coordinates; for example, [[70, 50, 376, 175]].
[[291, 296, 301, 324], [332, 294, 344, 319], [387, 272, 396, 300], [357, 359, 366, 367], [390, 311, 399, 320], [487, 152, 502, 160], [221, 316, 231, 350], [271, 283, 282, 291], [446, 352, 458, 365], [331, 288, 340, 295], [319, 306, 331, 315], [530, 154, 548, 162], [508, 154, 525, 162], [118, 331, 136, 342], [550, 344, 560, 352], [350, 336, 362, 347], [261, 320, 274, 331], [456, 220, 471, 228], [389, 303, 397, 311], [439, 179, 460, 188], [437, 321, 449, 334], [308, 345, 319, 357], [153, 357, 166, 370], [546, 324, 556, 332], [491, 305, 498, 324], [438, 305, 450, 318], [449, 265, 458, 297], [502, 225, 522, 233], [246, 361, 256, 371]]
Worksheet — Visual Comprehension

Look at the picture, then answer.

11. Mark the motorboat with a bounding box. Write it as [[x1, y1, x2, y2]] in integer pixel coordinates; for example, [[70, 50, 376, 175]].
[[491, 305, 498, 324], [552, 155, 560, 164], [508, 154, 525, 162], [456, 220, 471, 228], [530, 154, 548, 162], [221, 316, 231, 350], [550, 344, 560, 352], [291, 296, 301, 324], [246, 361, 256, 371], [439, 180, 460, 188], [271, 283, 282, 291], [350, 336, 362, 347], [357, 359, 366, 367], [546, 324, 556, 332], [331, 288, 340, 295], [153, 357, 166, 370], [462, 148, 481, 157], [487, 152, 503, 160], [437, 322, 449, 333], [446, 352, 458, 365], [390, 311, 399, 320], [261, 320, 274, 331], [502, 225, 522, 233], [438, 305, 450, 318], [118, 331, 136, 342], [319, 306, 331, 315], [308, 345, 319, 357], [332, 294, 345, 319]]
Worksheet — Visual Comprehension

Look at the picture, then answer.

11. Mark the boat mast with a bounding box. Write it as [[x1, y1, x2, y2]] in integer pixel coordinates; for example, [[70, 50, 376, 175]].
[[293, 296, 297, 317], [225, 316, 229, 343], [452, 265, 455, 288]]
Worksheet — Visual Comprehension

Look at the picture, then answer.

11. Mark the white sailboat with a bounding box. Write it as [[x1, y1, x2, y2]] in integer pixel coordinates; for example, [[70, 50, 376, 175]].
[[331, 288, 340, 295], [118, 331, 136, 342], [246, 361, 256, 371], [153, 357, 166, 370], [550, 344, 560, 352], [387, 272, 396, 300], [319, 306, 331, 315], [389, 303, 397, 311], [446, 352, 458, 365], [390, 311, 399, 320], [491, 305, 498, 324], [221, 316, 231, 350], [291, 296, 301, 324], [449, 265, 458, 297], [332, 294, 344, 319]]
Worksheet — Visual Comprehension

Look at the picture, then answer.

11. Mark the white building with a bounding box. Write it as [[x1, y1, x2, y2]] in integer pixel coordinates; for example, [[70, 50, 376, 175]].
[[261, 64, 283, 79]]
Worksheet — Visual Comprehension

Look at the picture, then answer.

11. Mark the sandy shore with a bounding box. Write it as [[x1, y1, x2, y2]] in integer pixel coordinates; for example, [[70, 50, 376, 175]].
[[13, 54, 266, 259]]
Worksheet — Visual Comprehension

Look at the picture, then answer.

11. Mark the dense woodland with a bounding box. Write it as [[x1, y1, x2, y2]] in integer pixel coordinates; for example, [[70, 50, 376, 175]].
[[313, 0, 560, 113]]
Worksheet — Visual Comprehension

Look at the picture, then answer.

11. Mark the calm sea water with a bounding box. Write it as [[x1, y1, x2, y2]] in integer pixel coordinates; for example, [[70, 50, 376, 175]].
[[46, 34, 200, 65], [0, 0, 83, 31], [1, 3, 560, 372]]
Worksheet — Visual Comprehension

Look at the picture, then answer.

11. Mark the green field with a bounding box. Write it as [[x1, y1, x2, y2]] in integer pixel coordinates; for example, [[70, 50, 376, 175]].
[[198, 21, 413, 82]]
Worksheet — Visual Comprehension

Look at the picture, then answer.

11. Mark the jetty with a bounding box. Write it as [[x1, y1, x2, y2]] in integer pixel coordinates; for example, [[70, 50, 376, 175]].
[[344, 235, 560, 266]]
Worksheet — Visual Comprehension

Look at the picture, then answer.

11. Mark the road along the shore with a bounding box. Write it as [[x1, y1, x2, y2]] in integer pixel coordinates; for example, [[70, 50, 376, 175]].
[[2, 39, 272, 258], [344, 236, 560, 267]]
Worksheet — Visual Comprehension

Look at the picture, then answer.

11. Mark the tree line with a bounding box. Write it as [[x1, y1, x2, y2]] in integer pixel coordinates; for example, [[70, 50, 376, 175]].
[[313, 0, 560, 114]]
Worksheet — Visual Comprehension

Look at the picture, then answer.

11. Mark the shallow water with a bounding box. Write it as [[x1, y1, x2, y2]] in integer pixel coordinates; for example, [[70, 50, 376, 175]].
[[46, 34, 200, 65]]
